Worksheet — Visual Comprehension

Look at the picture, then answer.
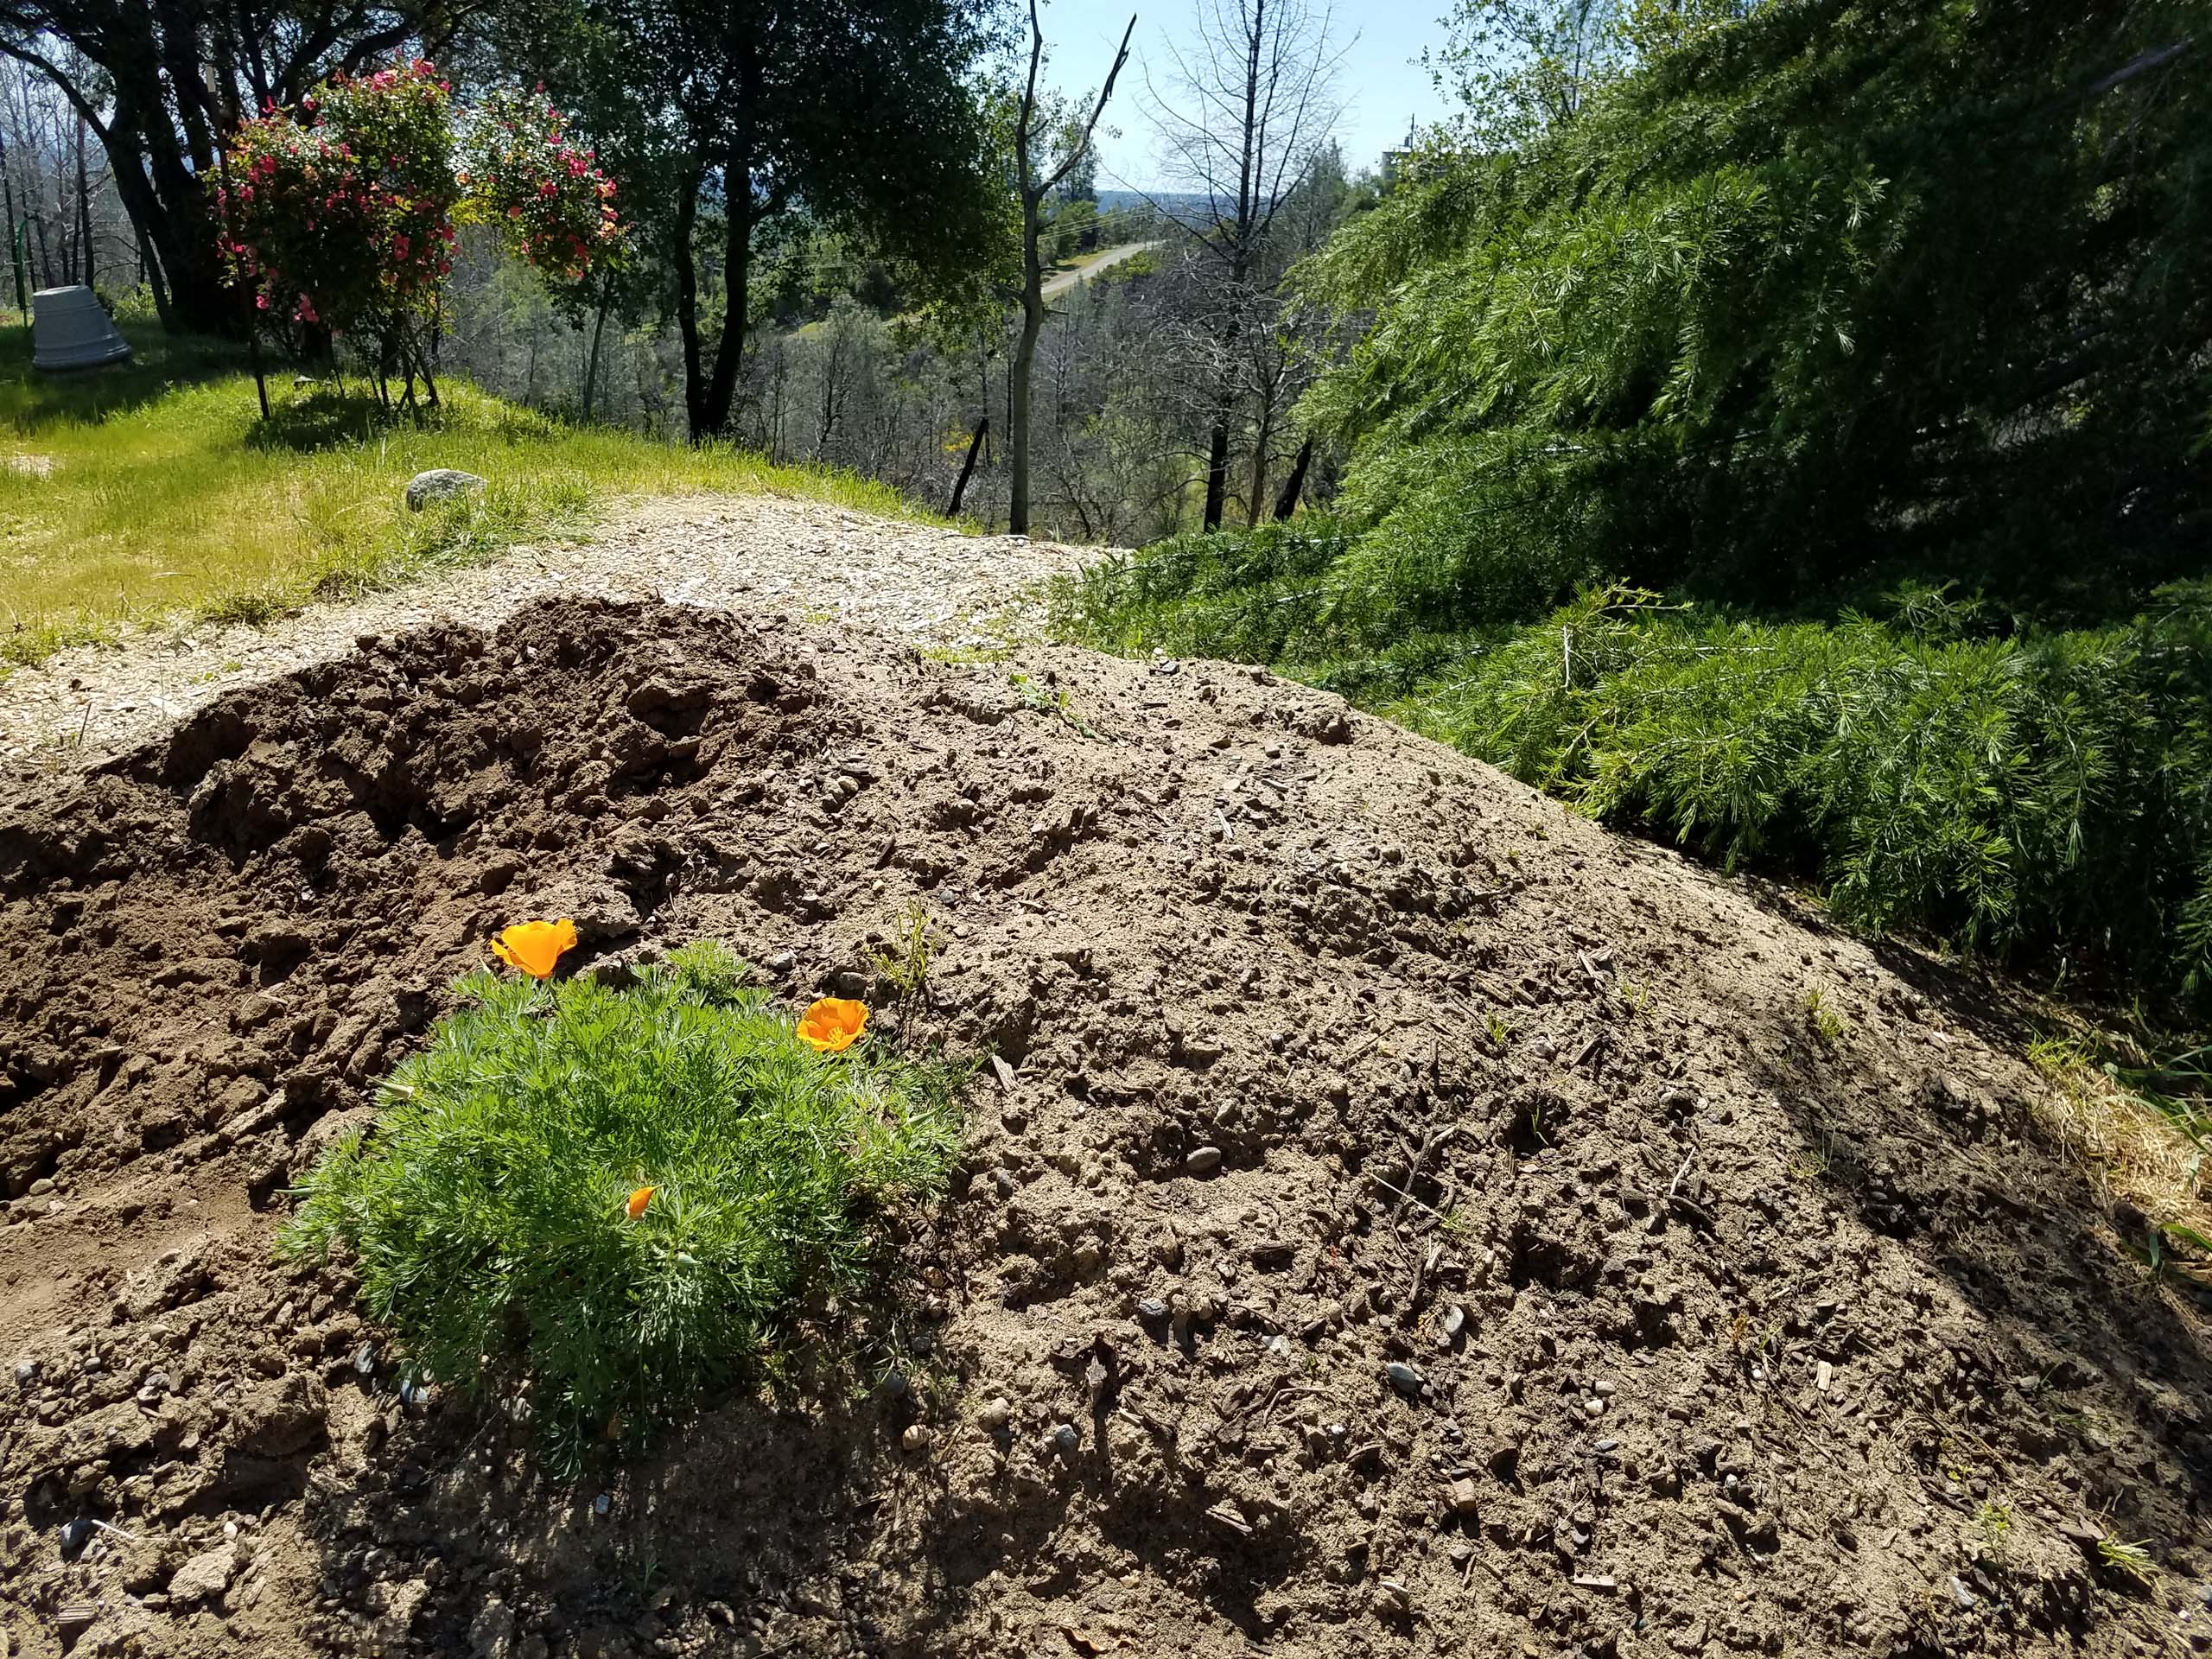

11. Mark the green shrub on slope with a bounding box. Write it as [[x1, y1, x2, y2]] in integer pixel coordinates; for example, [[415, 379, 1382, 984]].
[[282, 944, 958, 1457], [1425, 585, 2212, 1004]]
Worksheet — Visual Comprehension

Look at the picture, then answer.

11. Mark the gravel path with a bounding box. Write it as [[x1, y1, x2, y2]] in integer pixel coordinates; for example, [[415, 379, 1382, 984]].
[[0, 493, 1103, 774]]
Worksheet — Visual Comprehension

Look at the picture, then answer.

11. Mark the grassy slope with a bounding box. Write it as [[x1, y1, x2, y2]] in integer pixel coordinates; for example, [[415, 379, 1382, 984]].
[[0, 323, 923, 667]]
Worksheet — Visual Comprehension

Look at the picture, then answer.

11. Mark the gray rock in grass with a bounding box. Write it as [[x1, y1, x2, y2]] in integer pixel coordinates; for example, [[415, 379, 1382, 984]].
[[404, 468, 487, 511]]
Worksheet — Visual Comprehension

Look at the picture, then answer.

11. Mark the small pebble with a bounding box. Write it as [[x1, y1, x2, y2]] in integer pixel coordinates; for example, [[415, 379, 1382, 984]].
[[1385, 1362, 1425, 1399], [1185, 1147, 1223, 1175], [1136, 1298, 1170, 1322], [901, 1424, 931, 1453], [1049, 1423, 1080, 1457], [977, 1397, 1012, 1431], [592, 1493, 611, 1516]]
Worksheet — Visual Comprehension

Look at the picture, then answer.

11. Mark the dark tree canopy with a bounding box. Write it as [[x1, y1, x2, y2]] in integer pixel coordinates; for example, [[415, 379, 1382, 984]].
[[498, 0, 1007, 439], [0, 0, 460, 332]]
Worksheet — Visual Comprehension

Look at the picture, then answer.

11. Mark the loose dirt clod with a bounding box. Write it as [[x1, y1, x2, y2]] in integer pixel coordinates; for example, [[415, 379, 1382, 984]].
[[1, 595, 2206, 1657]]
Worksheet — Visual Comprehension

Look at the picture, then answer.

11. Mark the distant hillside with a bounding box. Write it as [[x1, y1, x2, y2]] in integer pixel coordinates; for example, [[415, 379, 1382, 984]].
[[1096, 187, 1217, 225]]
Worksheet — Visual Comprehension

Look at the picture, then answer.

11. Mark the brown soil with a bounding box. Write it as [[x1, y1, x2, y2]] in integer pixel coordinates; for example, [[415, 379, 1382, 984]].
[[1, 596, 2208, 1659]]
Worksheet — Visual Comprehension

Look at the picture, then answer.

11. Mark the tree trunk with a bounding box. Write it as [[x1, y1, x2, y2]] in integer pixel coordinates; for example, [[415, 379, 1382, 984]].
[[1009, 193, 1045, 536], [950, 416, 988, 517], [1273, 435, 1313, 519], [582, 276, 612, 423], [672, 162, 707, 436], [1201, 306, 1244, 531], [1201, 414, 1232, 531], [74, 114, 92, 290], [1246, 398, 1274, 528], [1, 156, 21, 322], [694, 181, 752, 439]]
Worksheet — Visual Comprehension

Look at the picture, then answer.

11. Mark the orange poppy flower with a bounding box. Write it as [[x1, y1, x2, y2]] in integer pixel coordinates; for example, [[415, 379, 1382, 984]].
[[491, 918, 578, 979], [798, 997, 868, 1053], [626, 1185, 655, 1219]]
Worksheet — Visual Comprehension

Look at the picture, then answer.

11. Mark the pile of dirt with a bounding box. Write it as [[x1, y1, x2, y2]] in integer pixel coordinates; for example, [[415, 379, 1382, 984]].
[[1, 595, 2208, 1659]]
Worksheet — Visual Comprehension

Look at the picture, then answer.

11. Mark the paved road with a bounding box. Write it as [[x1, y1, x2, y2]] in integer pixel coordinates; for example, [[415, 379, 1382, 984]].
[[1042, 241, 1158, 301]]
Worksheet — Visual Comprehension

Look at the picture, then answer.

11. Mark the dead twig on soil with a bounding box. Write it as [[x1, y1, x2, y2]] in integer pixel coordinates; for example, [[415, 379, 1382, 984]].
[[1389, 1124, 1461, 1227]]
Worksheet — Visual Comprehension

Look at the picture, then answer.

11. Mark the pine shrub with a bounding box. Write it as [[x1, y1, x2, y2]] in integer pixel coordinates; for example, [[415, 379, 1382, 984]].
[[1415, 584, 2212, 1007], [1059, 563, 2212, 1008], [281, 944, 959, 1456]]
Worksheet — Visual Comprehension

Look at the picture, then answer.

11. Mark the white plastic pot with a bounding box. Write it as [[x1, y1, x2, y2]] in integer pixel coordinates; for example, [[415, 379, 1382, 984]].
[[30, 284, 132, 372]]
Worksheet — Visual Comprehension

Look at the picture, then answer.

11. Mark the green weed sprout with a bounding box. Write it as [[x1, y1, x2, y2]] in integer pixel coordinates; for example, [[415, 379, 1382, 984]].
[[2095, 1535, 2158, 1586], [280, 942, 958, 1459]]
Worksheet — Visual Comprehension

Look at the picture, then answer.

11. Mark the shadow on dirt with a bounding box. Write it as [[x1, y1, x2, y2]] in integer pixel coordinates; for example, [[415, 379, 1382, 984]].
[[1729, 947, 2212, 1542]]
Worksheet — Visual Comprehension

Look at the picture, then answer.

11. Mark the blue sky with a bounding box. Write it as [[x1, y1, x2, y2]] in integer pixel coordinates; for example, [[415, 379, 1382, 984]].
[[1028, 0, 1458, 190]]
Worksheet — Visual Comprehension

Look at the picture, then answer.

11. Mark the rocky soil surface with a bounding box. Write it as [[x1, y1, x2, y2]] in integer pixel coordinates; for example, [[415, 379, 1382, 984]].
[[0, 493, 1088, 771], [0, 594, 2209, 1659]]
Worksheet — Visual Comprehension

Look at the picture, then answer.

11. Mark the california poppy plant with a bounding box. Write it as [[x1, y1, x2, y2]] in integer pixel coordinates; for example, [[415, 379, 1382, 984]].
[[798, 997, 868, 1053], [491, 918, 578, 979], [625, 1185, 655, 1220]]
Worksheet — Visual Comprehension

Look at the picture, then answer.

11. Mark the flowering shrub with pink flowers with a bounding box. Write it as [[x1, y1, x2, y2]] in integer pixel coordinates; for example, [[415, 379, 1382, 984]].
[[219, 61, 461, 346], [460, 87, 624, 292], [219, 60, 621, 393]]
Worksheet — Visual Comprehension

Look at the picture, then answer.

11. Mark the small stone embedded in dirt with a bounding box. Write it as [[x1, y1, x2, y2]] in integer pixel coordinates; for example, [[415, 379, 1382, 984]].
[[469, 1597, 518, 1658], [900, 1424, 931, 1453], [1185, 1146, 1223, 1175], [1386, 1362, 1426, 1399], [977, 1397, 1012, 1431], [1136, 1297, 1170, 1322], [1049, 1423, 1080, 1457], [56, 1516, 95, 1561], [167, 1542, 238, 1605], [54, 1604, 99, 1641], [403, 467, 488, 511]]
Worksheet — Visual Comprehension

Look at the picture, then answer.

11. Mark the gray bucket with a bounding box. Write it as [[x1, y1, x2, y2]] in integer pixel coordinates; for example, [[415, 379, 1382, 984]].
[[31, 285, 132, 372]]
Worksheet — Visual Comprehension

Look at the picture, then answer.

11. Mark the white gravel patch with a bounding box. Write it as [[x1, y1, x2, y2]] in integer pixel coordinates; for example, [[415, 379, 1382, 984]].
[[0, 493, 1104, 777]]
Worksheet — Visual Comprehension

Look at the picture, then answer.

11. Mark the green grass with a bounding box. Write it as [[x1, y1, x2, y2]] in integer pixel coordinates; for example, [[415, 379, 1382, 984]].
[[0, 321, 925, 668], [279, 944, 961, 1461]]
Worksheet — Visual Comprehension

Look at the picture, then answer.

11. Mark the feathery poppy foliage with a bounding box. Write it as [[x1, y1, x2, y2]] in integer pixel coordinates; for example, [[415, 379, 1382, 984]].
[[280, 944, 957, 1459]]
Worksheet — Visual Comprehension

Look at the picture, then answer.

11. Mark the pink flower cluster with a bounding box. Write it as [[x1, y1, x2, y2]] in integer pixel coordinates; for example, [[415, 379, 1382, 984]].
[[461, 86, 624, 288], [222, 60, 622, 344]]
